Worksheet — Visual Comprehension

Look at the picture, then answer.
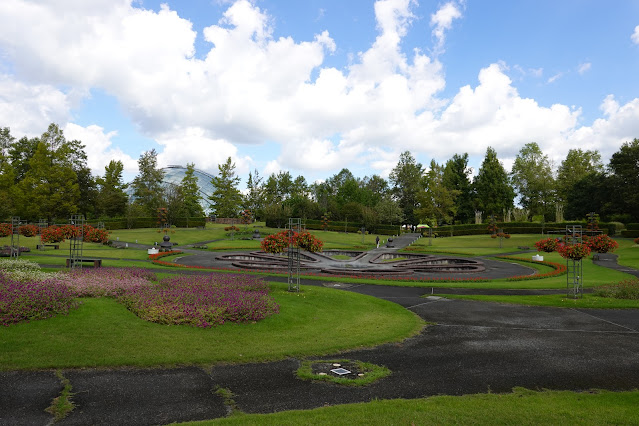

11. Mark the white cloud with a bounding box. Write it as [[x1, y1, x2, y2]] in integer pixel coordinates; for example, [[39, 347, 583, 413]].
[[632, 25, 639, 44], [0, 0, 637, 184], [430, 1, 462, 54], [547, 72, 564, 83], [578, 62, 592, 74], [0, 74, 73, 137], [63, 123, 139, 177]]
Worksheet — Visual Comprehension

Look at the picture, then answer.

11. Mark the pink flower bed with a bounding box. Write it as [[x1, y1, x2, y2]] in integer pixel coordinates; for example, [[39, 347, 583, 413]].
[[1, 272, 79, 326], [116, 274, 280, 327], [61, 268, 157, 297]]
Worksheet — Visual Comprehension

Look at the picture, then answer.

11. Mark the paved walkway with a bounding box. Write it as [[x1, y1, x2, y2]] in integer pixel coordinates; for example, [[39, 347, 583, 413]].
[[2, 242, 639, 425]]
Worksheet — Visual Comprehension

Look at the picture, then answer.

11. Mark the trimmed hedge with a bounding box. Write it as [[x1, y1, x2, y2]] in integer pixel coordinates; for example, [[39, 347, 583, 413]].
[[51, 217, 207, 230], [431, 222, 612, 237], [621, 230, 639, 238], [266, 219, 400, 236], [626, 223, 639, 231]]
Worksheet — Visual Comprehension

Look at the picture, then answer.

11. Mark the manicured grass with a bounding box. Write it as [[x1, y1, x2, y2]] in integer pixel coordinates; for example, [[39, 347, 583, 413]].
[[615, 239, 639, 269], [0, 282, 423, 370], [186, 388, 639, 425], [435, 293, 639, 309], [405, 233, 544, 256], [296, 358, 391, 387]]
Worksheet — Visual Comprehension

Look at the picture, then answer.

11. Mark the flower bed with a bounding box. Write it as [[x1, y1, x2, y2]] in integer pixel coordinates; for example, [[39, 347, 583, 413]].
[[116, 274, 279, 327], [1, 272, 79, 326], [499, 256, 567, 281], [62, 268, 157, 297], [595, 279, 639, 299]]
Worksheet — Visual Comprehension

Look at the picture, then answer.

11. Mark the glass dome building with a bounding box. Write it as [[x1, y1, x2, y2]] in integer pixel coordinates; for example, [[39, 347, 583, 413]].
[[127, 165, 215, 214]]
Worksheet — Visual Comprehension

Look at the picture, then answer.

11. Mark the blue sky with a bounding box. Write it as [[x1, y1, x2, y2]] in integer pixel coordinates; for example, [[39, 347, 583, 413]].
[[1, 0, 638, 187]]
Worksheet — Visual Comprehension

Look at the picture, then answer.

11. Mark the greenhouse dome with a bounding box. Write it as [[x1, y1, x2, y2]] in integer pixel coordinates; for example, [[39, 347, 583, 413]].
[[126, 165, 215, 214]]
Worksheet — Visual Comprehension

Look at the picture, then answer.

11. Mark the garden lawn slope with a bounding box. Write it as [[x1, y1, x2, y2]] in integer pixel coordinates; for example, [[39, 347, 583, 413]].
[[0, 282, 423, 370]]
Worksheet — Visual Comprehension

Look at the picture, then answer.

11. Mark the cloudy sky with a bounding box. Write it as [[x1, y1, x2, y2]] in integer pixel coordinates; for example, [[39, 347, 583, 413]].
[[1, 0, 638, 186]]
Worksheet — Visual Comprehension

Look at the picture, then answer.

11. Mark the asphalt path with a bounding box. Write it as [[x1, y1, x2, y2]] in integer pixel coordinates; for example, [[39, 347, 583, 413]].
[[2, 243, 639, 424]]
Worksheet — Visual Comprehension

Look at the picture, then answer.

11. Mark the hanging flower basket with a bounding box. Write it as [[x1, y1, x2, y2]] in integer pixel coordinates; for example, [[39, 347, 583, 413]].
[[557, 242, 591, 261]]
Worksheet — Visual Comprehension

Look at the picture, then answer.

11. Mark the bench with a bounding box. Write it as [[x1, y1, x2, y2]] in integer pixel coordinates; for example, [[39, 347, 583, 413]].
[[66, 258, 102, 268], [37, 244, 60, 250]]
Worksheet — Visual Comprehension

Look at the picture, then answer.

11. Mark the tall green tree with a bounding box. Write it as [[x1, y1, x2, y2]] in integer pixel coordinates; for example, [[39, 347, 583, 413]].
[[473, 147, 515, 219], [180, 163, 205, 218], [608, 138, 639, 221], [389, 151, 423, 225], [0, 127, 17, 219], [244, 169, 264, 217], [376, 195, 403, 226], [442, 153, 474, 224], [417, 160, 459, 225], [209, 157, 242, 218], [131, 149, 165, 216], [96, 160, 129, 218], [556, 149, 603, 204], [9, 136, 39, 182], [510, 142, 555, 220], [17, 141, 80, 221]]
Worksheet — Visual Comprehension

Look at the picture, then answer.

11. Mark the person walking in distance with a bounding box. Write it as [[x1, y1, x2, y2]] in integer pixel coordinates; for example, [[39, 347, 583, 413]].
[[376, 235, 380, 248]]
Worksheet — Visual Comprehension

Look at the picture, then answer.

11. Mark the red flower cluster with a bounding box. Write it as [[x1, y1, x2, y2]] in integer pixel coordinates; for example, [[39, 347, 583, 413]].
[[18, 224, 39, 237], [260, 230, 324, 254], [535, 237, 560, 253], [557, 242, 591, 260], [83, 226, 109, 244], [40, 226, 66, 243], [224, 225, 241, 232], [0, 223, 11, 238], [635, 237, 639, 245], [587, 234, 619, 254]]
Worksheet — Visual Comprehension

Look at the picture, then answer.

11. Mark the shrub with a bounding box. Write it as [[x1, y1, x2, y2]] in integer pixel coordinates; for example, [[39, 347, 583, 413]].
[[0, 223, 11, 237], [116, 274, 279, 327], [535, 237, 559, 253], [40, 226, 66, 243], [634, 237, 639, 245], [595, 279, 639, 300], [18, 224, 39, 237], [557, 242, 591, 260], [0, 272, 78, 326], [587, 234, 619, 253]]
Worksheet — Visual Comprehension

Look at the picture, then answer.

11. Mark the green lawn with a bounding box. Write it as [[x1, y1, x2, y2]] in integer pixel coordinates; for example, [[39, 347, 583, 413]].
[[185, 388, 639, 425], [0, 282, 423, 370], [436, 293, 639, 309], [406, 233, 548, 256]]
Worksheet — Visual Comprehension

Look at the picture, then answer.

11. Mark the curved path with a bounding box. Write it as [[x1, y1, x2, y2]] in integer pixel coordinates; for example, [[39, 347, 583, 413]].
[[2, 243, 639, 425]]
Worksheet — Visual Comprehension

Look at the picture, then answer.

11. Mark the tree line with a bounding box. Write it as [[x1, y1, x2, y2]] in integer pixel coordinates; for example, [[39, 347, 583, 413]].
[[1, 124, 638, 226]]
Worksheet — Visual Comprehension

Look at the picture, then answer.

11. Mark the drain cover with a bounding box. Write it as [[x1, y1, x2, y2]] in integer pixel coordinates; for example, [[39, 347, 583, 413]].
[[323, 283, 353, 288], [330, 368, 351, 375]]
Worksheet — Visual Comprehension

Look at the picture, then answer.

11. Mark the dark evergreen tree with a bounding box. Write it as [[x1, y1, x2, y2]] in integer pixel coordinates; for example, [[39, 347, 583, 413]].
[[209, 157, 242, 218], [442, 153, 474, 223], [180, 163, 205, 218], [473, 147, 515, 219], [607, 138, 639, 222]]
